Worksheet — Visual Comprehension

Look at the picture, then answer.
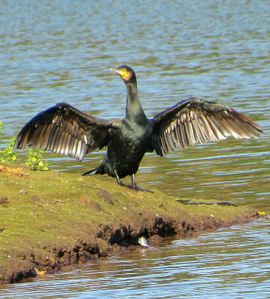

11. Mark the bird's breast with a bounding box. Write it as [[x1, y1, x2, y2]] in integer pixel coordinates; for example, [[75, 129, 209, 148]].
[[105, 121, 153, 177]]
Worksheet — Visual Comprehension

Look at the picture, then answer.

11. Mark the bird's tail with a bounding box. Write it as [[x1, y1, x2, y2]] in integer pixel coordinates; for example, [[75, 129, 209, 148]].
[[81, 165, 105, 176]]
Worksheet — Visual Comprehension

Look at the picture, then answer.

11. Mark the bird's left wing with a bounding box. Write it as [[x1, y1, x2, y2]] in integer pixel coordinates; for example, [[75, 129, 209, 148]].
[[152, 97, 262, 156], [15, 102, 118, 161]]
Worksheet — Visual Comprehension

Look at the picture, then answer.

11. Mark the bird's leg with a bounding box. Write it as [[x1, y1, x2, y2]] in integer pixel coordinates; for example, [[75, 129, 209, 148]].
[[114, 170, 125, 186], [131, 174, 138, 190], [129, 174, 152, 192]]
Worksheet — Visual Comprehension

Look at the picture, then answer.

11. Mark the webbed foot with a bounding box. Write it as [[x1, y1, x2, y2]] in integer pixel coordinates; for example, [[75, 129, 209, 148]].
[[127, 184, 153, 193]]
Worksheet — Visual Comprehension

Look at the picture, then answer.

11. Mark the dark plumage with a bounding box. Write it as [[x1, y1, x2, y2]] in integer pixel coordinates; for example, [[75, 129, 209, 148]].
[[15, 65, 262, 190]]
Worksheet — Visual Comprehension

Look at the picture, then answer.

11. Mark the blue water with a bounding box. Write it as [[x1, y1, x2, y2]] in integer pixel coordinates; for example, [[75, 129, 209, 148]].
[[0, 0, 269, 297]]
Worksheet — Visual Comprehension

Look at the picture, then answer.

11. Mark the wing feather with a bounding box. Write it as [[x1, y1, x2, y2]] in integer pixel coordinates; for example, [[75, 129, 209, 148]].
[[152, 97, 262, 156], [15, 102, 117, 160]]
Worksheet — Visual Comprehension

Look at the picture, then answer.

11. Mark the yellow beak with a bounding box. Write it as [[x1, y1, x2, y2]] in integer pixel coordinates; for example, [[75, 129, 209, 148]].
[[111, 68, 122, 76], [111, 67, 130, 81]]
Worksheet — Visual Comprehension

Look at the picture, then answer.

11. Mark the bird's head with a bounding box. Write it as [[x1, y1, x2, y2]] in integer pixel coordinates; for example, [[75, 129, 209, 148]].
[[111, 65, 136, 83]]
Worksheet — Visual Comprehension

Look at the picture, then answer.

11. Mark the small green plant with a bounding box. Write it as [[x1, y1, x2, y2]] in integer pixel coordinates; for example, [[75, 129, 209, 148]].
[[0, 136, 17, 164], [25, 149, 48, 171], [0, 121, 3, 133]]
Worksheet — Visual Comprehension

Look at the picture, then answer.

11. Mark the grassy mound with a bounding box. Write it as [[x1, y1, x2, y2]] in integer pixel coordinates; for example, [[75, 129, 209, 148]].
[[0, 165, 259, 284]]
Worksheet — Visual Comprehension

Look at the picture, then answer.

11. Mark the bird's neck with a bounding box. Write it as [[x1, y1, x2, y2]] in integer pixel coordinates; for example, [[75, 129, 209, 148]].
[[125, 81, 147, 123]]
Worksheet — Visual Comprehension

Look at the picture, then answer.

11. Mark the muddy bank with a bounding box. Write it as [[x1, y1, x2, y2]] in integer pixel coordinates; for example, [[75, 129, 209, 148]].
[[0, 165, 260, 284]]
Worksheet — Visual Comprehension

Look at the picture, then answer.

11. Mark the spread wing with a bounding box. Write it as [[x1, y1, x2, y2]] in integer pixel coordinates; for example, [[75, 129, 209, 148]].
[[15, 102, 116, 161], [152, 97, 262, 156]]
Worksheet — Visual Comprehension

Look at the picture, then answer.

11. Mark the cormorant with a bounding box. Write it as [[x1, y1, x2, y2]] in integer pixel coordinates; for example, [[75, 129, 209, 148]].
[[15, 65, 262, 190]]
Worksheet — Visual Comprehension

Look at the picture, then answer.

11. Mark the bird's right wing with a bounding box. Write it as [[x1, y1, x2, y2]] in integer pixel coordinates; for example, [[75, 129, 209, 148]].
[[15, 103, 117, 161]]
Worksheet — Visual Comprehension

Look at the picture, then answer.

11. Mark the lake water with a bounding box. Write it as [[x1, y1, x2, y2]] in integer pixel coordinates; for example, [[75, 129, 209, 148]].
[[0, 0, 269, 297]]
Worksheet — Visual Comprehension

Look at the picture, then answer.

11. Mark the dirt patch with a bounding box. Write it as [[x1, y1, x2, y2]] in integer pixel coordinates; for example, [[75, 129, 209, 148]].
[[0, 165, 27, 177], [0, 165, 262, 284], [0, 197, 8, 205]]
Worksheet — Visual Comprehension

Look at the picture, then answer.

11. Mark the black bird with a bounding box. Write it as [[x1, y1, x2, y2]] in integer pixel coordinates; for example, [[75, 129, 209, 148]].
[[15, 65, 262, 190]]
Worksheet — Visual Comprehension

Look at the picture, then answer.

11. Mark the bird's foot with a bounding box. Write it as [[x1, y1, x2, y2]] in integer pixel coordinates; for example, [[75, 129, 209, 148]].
[[127, 184, 153, 193], [115, 180, 153, 192], [114, 172, 153, 192], [117, 180, 126, 187]]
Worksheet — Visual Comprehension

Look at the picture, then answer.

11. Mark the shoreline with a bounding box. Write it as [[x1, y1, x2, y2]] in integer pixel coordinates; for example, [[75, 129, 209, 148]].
[[0, 165, 260, 284]]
